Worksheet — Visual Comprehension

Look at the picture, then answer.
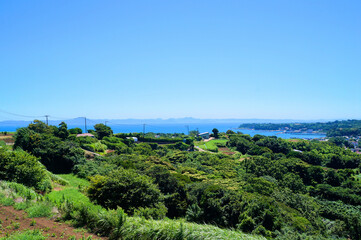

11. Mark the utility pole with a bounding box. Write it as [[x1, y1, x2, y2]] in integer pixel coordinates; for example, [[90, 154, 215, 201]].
[[185, 125, 189, 135], [84, 117, 87, 133], [45, 115, 49, 126], [143, 124, 146, 138]]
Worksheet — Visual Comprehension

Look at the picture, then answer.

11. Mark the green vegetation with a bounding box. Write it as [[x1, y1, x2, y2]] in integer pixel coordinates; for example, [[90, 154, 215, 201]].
[[46, 174, 91, 206], [0, 181, 54, 219], [3, 120, 361, 239], [195, 139, 227, 152], [239, 119, 361, 137], [14, 121, 86, 173], [26, 201, 53, 218], [0, 148, 52, 192], [88, 168, 164, 214], [0, 229, 46, 240]]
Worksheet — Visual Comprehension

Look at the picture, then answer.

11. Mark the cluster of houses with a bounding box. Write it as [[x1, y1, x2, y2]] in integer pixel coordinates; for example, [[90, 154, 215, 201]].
[[345, 136, 361, 153]]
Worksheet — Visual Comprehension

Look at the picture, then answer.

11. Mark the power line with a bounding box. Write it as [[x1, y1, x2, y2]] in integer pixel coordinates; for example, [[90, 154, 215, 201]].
[[45, 115, 77, 121], [0, 109, 43, 119]]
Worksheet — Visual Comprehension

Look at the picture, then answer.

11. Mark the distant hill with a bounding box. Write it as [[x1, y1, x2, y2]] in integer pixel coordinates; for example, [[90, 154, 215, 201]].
[[239, 119, 361, 137], [0, 117, 332, 127]]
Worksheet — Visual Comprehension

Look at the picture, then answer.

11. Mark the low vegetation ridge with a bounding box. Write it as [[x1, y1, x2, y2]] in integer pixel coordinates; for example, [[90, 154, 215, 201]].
[[239, 119, 361, 137]]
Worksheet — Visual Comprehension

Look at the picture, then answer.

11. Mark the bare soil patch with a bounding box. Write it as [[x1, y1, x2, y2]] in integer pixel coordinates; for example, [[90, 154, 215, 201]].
[[0, 135, 14, 144], [0, 205, 107, 240], [218, 147, 235, 155]]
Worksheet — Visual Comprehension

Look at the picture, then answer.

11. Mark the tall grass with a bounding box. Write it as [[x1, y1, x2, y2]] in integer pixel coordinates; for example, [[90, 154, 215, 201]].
[[0, 181, 38, 201], [0, 229, 46, 240], [0, 181, 53, 218], [57, 174, 90, 188], [26, 201, 53, 218], [58, 201, 265, 240], [122, 217, 266, 240], [47, 188, 91, 206], [48, 172, 70, 186]]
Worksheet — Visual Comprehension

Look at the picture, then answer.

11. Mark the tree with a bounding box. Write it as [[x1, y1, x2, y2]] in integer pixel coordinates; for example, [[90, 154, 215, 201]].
[[55, 122, 69, 140], [226, 130, 235, 135], [28, 120, 52, 134], [14, 127, 38, 152], [329, 137, 346, 147], [145, 165, 188, 218], [87, 168, 164, 213], [69, 128, 82, 134], [94, 123, 113, 140], [212, 128, 219, 138]]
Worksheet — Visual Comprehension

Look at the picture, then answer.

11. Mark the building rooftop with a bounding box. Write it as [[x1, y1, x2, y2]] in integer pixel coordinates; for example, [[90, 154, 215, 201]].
[[76, 133, 95, 137]]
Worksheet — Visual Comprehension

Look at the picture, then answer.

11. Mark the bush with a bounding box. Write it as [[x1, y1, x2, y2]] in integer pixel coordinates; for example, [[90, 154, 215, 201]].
[[133, 203, 167, 220], [0, 148, 52, 192], [87, 168, 164, 214]]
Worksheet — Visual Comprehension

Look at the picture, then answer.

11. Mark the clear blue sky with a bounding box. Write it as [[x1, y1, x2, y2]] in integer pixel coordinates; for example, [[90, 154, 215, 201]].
[[1, 0, 360, 121]]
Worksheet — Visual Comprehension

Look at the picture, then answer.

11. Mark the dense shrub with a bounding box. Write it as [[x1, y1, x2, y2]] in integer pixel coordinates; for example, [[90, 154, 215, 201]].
[[87, 168, 165, 214], [0, 148, 52, 192]]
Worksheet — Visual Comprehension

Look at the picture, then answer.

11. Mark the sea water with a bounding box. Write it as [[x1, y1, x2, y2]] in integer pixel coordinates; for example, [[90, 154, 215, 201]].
[[0, 123, 326, 139]]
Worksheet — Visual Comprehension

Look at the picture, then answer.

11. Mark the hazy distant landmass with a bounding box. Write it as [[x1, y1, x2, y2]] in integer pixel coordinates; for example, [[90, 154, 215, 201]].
[[0, 117, 333, 127]]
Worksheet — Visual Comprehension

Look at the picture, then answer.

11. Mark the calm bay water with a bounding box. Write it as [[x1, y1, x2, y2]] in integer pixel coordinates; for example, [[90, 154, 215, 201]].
[[0, 123, 326, 139]]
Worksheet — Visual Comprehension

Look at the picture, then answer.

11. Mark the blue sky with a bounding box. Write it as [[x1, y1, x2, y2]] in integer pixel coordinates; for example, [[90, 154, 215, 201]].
[[1, 0, 360, 121]]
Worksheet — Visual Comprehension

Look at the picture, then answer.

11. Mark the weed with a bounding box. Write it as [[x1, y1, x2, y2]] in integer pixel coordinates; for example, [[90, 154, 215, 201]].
[[26, 201, 53, 218], [0, 197, 14, 206], [30, 219, 36, 226], [0, 229, 46, 240], [12, 222, 20, 230], [14, 201, 31, 210]]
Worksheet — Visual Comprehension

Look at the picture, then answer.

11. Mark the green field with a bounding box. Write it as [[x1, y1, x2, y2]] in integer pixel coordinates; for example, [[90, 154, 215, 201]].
[[46, 174, 91, 206], [195, 139, 228, 152]]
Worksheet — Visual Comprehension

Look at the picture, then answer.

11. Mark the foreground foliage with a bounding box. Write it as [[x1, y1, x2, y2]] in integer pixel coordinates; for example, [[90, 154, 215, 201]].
[[6, 120, 361, 239]]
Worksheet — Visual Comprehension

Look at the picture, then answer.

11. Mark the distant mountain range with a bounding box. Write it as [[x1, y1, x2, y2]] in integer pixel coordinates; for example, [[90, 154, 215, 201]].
[[0, 117, 335, 127]]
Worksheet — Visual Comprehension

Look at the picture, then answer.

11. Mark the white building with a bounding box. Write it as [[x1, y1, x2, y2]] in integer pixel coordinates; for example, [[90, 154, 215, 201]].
[[199, 132, 210, 139]]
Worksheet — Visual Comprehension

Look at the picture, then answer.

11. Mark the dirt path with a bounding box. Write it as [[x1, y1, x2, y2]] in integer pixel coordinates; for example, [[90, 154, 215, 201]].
[[0, 205, 107, 240], [195, 146, 206, 152], [203, 137, 215, 142]]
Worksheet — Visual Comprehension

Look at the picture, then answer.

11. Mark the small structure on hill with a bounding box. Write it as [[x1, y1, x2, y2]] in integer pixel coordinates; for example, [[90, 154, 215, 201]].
[[198, 132, 210, 139], [76, 133, 95, 138]]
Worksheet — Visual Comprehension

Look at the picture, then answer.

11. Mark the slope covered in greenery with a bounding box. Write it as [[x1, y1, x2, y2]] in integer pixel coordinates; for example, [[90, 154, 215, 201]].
[[2, 120, 361, 239]]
